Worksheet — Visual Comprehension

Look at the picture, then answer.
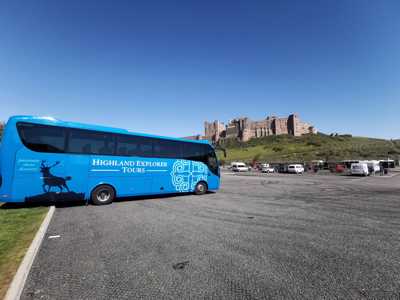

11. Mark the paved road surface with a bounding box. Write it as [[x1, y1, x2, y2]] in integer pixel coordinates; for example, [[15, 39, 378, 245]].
[[22, 173, 400, 299]]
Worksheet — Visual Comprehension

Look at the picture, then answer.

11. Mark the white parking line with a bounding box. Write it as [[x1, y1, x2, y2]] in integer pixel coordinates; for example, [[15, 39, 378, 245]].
[[48, 235, 60, 239]]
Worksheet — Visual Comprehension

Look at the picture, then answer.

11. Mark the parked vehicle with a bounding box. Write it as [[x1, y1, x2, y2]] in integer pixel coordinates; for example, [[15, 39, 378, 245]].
[[311, 160, 324, 172], [351, 163, 369, 176], [231, 162, 249, 172], [229, 162, 240, 169], [335, 164, 345, 173], [277, 164, 288, 173], [287, 164, 304, 174], [261, 166, 275, 173], [0, 116, 220, 205], [365, 160, 380, 175], [342, 160, 360, 169], [380, 159, 395, 169]]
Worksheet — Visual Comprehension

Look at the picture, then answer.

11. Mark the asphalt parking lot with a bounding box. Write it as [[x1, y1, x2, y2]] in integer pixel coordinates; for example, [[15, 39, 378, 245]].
[[22, 172, 400, 299]]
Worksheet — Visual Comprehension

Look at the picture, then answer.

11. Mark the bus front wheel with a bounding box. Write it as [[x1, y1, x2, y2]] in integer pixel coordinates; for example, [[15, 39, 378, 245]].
[[194, 182, 208, 195], [91, 185, 115, 205]]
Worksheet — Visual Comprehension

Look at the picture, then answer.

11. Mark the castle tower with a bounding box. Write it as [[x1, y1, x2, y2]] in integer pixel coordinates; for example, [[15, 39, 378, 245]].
[[237, 118, 252, 142], [288, 113, 300, 136], [204, 120, 225, 143]]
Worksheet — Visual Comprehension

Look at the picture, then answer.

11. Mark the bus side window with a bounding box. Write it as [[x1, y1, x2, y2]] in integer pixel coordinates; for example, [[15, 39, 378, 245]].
[[17, 123, 66, 153], [116, 135, 153, 157], [137, 137, 153, 157], [206, 148, 219, 174], [117, 135, 138, 156], [82, 144, 92, 154], [153, 139, 183, 158], [118, 146, 128, 156], [182, 143, 206, 162], [68, 129, 115, 155]]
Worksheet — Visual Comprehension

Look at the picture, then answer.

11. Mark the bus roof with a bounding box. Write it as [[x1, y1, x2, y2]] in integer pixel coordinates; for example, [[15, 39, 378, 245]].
[[7, 115, 210, 145]]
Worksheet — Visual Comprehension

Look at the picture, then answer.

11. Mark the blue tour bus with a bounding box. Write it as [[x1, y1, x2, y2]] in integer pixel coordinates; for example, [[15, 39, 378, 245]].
[[0, 116, 220, 205]]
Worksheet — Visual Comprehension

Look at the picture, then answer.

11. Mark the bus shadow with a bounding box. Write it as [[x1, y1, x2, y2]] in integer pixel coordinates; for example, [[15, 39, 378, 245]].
[[115, 191, 215, 203], [1, 192, 86, 209], [1, 191, 215, 209], [1, 200, 86, 209], [25, 192, 85, 203], [27, 191, 85, 208]]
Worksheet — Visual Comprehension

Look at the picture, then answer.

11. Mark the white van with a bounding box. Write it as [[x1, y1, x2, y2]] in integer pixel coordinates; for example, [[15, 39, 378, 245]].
[[229, 162, 241, 169], [351, 163, 369, 176], [365, 160, 380, 175], [231, 162, 249, 172], [287, 164, 304, 174]]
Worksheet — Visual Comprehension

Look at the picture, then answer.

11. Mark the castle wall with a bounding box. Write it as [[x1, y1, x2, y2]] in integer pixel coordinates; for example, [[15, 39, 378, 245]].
[[204, 114, 316, 143], [225, 124, 239, 139]]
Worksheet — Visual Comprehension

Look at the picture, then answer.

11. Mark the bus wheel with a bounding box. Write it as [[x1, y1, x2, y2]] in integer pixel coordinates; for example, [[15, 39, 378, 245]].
[[91, 185, 115, 205], [194, 181, 207, 195]]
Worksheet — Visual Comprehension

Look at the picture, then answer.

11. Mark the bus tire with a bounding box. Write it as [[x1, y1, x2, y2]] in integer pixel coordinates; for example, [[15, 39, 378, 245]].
[[194, 181, 207, 195], [91, 185, 115, 205]]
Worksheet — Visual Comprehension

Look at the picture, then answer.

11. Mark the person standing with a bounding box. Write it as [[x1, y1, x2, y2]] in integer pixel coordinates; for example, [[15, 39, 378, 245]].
[[380, 164, 384, 176]]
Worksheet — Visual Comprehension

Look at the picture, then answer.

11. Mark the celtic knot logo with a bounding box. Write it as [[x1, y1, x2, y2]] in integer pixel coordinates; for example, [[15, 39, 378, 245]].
[[171, 160, 208, 192]]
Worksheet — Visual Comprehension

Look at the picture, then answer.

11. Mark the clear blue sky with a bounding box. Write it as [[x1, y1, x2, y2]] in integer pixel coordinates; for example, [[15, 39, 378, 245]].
[[0, 0, 399, 139]]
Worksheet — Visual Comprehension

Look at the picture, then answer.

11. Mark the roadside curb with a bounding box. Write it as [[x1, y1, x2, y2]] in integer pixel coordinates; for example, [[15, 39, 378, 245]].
[[5, 206, 55, 300]]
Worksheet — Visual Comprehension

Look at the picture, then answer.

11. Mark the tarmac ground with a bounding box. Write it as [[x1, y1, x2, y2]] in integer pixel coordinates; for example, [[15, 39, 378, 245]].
[[21, 172, 400, 299]]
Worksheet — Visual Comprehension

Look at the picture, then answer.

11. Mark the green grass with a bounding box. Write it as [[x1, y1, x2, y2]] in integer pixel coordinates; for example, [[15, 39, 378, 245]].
[[0, 204, 48, 299], [217, 133, 400, 164]]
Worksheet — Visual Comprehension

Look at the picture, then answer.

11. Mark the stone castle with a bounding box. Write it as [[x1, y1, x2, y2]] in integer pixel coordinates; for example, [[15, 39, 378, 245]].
[[204, 113, 316, 144]]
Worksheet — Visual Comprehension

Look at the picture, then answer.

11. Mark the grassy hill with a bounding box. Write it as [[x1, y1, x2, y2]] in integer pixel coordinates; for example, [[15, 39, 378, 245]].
[[217, 133, 400, 164]]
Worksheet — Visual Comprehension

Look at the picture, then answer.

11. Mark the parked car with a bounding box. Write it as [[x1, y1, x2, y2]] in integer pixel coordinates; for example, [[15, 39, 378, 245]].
[[231, 162, 249, 172], [335, 164, 345, 173], [287, 164, 304, 174], [261, 166, 275, 173], [228, 162, 241, 169], [351, 163, 369, 176]]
